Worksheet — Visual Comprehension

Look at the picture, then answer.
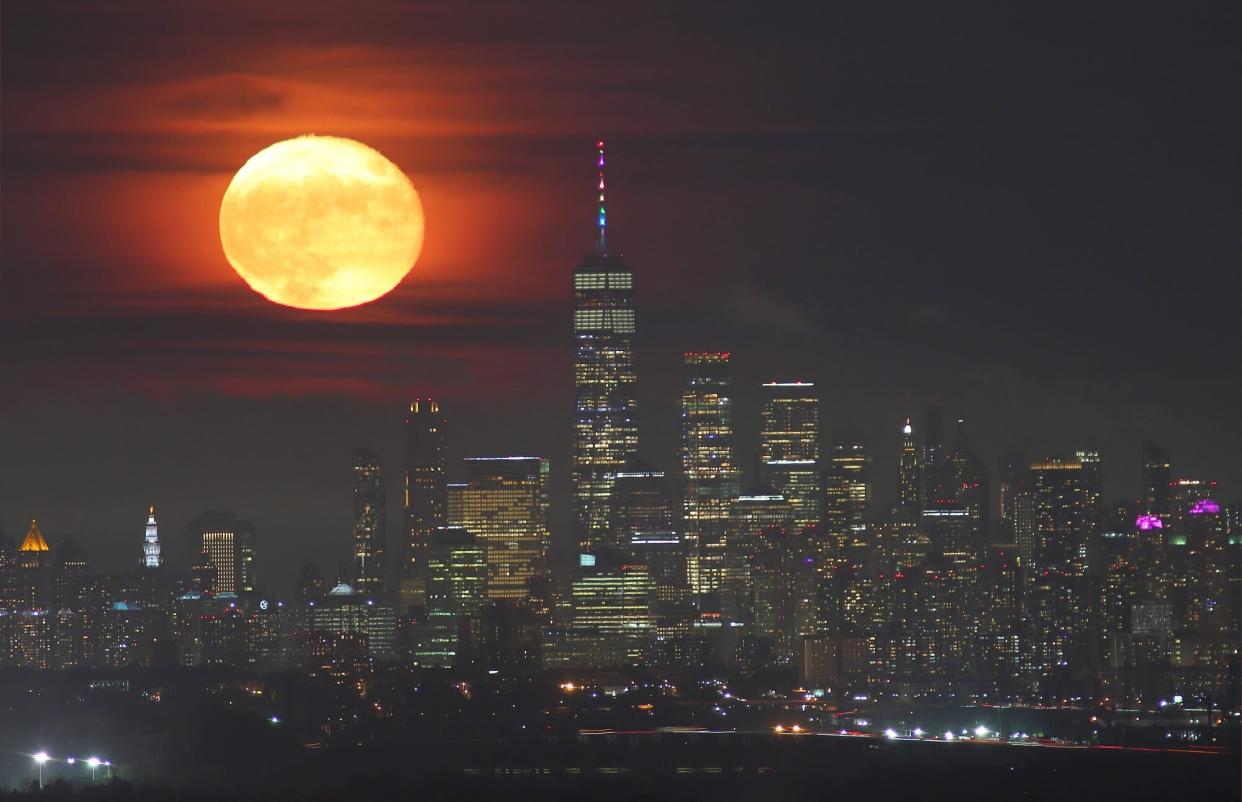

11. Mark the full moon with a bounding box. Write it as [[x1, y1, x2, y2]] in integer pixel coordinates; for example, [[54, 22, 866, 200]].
[[219, 135, 424, 310]]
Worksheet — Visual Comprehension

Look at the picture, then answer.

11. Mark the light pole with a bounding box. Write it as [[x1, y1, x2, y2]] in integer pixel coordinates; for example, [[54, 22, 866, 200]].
[[87, 756, 101, 783], [33, 752, 49, 789], [104, 760, 112, 781]]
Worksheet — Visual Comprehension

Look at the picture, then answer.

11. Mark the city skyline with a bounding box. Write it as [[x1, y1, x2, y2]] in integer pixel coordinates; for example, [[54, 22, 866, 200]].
[[3, 3, 1239, 591], [1, 4, 1238, 797]]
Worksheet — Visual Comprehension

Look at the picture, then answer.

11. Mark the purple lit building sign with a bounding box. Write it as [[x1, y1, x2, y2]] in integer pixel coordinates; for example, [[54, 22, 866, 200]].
[[1189, 498, 1220, 515], [1135, 514, 1163, 531]]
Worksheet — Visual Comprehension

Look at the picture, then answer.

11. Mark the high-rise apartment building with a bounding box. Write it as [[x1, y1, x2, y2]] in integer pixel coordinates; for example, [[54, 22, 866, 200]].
[[1026, 459, 1090, 681]]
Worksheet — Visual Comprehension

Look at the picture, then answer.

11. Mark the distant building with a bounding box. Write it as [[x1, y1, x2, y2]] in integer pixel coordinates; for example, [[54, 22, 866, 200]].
[[447, 457, 550, 602], [142, 506, 162, 568], [823, 440, 871, 564], [421, 526, 487, 666], [188, 512, 255, 595], [897, 418, 922, 518], [570, 551, 654, 665], [611, 462, 692, 639], [680, 352, 740, 609], [306, 582, 398, 663], [403, 399, 447, 613], [351, 448, 386, 594], [17, 519, 53, 609], [1026, 459, 1090, 681], [571, 142, 638, 553], [733, 487, 798, 664], [53, 537, 88, 610], [759, 381, 822, 532], [466, 600, 542, 672]]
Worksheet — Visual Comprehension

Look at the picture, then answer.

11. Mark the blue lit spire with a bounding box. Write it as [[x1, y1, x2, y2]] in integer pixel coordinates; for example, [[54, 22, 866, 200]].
[[596, 139, 607, 258]]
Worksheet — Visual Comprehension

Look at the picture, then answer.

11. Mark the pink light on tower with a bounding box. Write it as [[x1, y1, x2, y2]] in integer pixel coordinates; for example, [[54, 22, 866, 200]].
[[1135, 514, 1163, 531], [1189, 498, 1220, 515], [596, 140, 607, 257]]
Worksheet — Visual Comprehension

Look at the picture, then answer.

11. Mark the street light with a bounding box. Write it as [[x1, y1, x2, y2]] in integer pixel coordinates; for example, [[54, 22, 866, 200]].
[[87, 756, 101, 783], [33, 752, 49, 788], [104, 760, 112, 781]]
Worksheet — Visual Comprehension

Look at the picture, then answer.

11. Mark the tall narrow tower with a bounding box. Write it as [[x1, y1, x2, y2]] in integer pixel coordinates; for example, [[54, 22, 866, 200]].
[[681, 352, 740, 607], [143, 506, 162, 568], [897, 418, 922, 518], [572, 140, 638, 552], [352, 448, 386, 594], [403, 399, 447, 611]]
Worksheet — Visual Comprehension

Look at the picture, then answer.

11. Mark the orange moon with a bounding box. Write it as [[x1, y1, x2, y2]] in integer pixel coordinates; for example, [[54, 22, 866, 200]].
[[219, 135, 424, 310]]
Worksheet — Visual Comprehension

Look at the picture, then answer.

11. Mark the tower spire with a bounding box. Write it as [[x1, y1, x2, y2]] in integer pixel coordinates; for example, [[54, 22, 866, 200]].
[[596, 139, 607, 258], [143, 505, 162, 568]]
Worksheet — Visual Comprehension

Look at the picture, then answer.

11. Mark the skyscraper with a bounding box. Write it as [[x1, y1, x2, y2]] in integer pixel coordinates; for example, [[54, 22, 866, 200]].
[[1142, 441, 1172, 522], [571, 141, 638, 552], [1026, 459, 1090, 683], [447, 457, 550, 602], [351, 448, 385, 594], [611, 461, 693, 640], [610, 459, 678, 555], [141, 506, 161, 568], [947, 419, 989, 542], [188, 512, 255, 596], [921, 406, 950, 505], [897, 418, 921, 518], [17, 519, 52, 609], [421, 525, 488, 666], [680, 352, 740, 607], [732, 486, 797, 661], [823, 439, 871, 563], [570, 551, 655, 665], [759, 381, 822, 531], [403, 399, 447, 612]]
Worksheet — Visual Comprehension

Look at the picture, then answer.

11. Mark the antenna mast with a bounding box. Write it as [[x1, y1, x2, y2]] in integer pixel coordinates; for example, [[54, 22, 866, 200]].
[[596, 140, 607, 258]]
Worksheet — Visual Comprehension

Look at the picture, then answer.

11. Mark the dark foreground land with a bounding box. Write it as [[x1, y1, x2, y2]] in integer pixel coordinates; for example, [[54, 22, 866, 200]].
[[1, 734, 1237, 802]]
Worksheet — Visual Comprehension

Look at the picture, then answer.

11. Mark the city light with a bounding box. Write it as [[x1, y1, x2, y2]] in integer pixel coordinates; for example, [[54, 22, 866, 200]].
[[33, 752, 49, 788], [1, 7, 1237, 802]]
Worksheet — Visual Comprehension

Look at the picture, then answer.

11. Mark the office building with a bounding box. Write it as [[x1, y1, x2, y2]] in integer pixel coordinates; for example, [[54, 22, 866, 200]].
[[447, 457, 550, 602], [188, 512, 256, 596], [759, 381, 822, 532], [680, 352, 741, 607], [571, 141, 638, 552], [403, 398, 447, 611], [351, 448, 386, 594]]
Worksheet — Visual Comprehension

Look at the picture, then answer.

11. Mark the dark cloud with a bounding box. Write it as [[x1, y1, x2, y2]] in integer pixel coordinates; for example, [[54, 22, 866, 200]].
[[1, 0, 1239, 582]]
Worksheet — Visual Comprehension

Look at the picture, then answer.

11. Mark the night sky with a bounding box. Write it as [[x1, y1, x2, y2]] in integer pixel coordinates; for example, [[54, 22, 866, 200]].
[[3, 2, 1238, 590]]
